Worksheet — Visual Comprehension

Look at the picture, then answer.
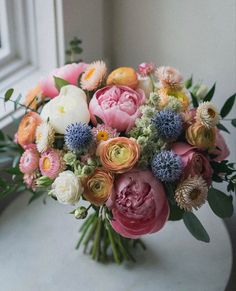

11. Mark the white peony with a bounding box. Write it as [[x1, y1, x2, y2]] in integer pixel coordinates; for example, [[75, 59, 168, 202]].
[[40, 85, 90, 134], [51, 170, 83, 204]]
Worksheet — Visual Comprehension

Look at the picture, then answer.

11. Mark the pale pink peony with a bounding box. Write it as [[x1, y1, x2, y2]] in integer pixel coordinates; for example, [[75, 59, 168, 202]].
[[172, 142, 213, 186], [138, 62, 155, 76], [210, 129, 230, 162], [89, 85, 146, 132], [39, 63, 88, 98], [19, 148, 39, 174], [107, 169, 169, 239]]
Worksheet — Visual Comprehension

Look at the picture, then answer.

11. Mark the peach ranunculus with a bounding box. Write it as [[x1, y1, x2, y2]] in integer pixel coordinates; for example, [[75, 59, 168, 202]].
[[89, 85, 146, 132], [97, 137, 140, 173], [106, 67, 138, 89], [17, 112, 42, 148], [158, 87, 190, 111], [210, 129, 230, 162], [186, 122, 216, 150], [107, 169, 169, 239], [24, 85, 45, 110], [172, 142, 213, 186], [39, 62, 88, 98], [83, 169, 114, 206]]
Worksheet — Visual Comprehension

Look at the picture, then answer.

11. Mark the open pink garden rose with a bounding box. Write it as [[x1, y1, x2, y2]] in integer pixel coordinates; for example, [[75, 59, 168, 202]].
[[39, 63, 88, 98], [89, 85, 146, 132], [172, 142, 213, 185], [107, 170, 170, 239]]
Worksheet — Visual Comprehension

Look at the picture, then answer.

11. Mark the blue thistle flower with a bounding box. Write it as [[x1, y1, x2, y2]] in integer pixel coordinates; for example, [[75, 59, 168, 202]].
[[151, 151, 183, 182], [151, 109, 183, 140], [65, 122, 93, 151]]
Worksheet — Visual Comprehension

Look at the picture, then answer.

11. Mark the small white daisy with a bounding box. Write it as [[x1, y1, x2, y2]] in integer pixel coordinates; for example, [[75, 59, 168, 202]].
[[196, 102, 219, 128]]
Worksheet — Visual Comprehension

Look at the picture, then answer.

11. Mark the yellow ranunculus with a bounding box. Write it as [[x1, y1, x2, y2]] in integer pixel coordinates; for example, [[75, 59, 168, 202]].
[[158, 87, 190, 111], [186, 122, 216, 150]]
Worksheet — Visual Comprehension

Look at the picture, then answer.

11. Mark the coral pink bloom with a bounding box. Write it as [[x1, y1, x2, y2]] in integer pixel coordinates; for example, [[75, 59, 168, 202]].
[[19, 148, 39, 174], [39, 62, 88, 98], [172, 142, 213, 186], [89, 85, 146, 132], [210, 129, 230, 162], [107, 170, 169, 239]]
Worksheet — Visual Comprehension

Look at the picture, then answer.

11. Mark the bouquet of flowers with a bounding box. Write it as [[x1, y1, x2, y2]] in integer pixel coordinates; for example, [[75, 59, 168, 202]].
[[0, 61, 235, 264]]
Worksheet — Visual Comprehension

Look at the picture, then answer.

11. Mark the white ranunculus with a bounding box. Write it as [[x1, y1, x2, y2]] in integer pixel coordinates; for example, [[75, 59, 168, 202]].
[[137, 75, 153, 98], [41, 85, 90, 134], [51, 170, 83, 204]]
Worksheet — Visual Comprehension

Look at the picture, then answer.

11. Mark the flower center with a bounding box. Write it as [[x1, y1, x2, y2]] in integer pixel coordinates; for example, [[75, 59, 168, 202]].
[[58, 105, 65, 114], [189, 189, 201, 200], [42, 157, 52, 171], [97, 131, 108, 141], [84, 67, 95, 80], [207, 108, 215, 118]]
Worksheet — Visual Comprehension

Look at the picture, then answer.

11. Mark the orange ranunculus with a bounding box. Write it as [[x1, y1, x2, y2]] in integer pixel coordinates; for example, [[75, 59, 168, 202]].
[[17, 112, 42, 148], [97, 137, 140, 173], [83, 169, 114, 206], [158, 87, 190, 111], [106, 67, 138, 89], [186, 122, 216, 150], [24, 85, 44, 110]]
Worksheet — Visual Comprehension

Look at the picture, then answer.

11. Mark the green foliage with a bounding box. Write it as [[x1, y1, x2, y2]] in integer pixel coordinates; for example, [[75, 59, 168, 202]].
[[220, 93, 236, 118], [217, 123, 230, 133], [4, 88, 14, 102], [168, 203, 184, 221], [184, 76, 192, 89], [231, 118, 236, 127], [208, 188, 234, 218], [190, 92, 199, 108], [94, 115, 104, 124], [203, 83, 215, 102], [53, 76, 69, 91], [65, 37, 83, 64], [183, 212, 210, 243]]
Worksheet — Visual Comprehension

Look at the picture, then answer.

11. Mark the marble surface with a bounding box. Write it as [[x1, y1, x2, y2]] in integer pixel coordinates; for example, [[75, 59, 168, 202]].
[[0, 192, 232, 291]]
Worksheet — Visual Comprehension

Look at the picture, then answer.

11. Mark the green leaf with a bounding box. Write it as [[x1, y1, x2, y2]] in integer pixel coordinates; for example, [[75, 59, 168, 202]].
[[4, 88, 14, 102], [0, 156, 12, 164], [184, 76, 192, 89], [53, 76, 69, 91], [5, 167, 22, 175], [168, 204, 184, 221], [28, 190, 45, 204], [203, 83, 215, 102], [0, 130, 5, 141], [183, 212, 210, 243], [190, 92, 199, 108], [231, 119, 236, 127], [217, 123, 230, 134], [208, 187, 234, 218], [220, 93, 236, 118], [94, 115, 104, 124], [0, 177, 7, 188]]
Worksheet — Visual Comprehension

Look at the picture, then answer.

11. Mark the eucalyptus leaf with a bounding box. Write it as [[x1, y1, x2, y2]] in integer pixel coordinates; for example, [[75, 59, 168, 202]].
[[94, 115, 104, 124], [190, 92, 199, 108], [53, 76, 69, 91], [0, 130, 5, 141], [4, 88, 14, 102], [208, 188, 234, 218], [168, 204, 184, 221], [184, 76, 192, 89], [220, 93, 236, 118], [217, 123, 230, 134], [231, 119, 236, 127], [183, 212, 210, 243], [203, 83, 215, 102]]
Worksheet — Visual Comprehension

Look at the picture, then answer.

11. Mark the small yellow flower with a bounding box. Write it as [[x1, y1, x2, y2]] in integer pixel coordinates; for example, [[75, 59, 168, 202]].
[[158, 87, 190, 111], [96, 131, 109, 142]]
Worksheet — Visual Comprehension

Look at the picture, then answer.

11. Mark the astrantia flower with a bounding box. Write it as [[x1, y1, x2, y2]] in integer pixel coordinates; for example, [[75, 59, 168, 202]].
[[92, 124, 119, 143], [156, 66, 183, 88], [65, 122, 93, 151], [151, 151, 183, 182], [138, 62, 155, 76], [175, 176, 208, 211], [35, 122, 55, 153], [39, 149, 65, 179], [81, 60, 107, 91], [196, 102, 219, 128], [151, 109, 183, 140], [19, 148, 40, 174]]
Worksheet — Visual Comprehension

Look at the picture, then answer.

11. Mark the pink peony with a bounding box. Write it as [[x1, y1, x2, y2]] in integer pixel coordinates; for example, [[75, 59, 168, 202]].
[[89, 85, 146, 132], [172, 142, 213, 185], [39, 63, 88, 98], [210, 129, 230, 162], [107, 170, 169, 239]]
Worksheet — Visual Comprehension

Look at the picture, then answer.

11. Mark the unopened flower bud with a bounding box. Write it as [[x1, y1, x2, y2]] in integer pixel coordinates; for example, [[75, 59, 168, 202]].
[[64, 152, 77, 166], [196, 84, 208, 100], [81, 165, 94, 176], [74, 206, 88, 219], [36, 176, 53, 187]]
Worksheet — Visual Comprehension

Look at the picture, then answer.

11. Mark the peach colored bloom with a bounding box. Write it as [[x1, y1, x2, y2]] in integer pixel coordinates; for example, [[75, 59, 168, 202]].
[[17, 112, 42, 148], [156, 66, 183, 88], [83, 169, 114, 206], [107, 67, 138, 89], [81, 60, 107, 91], [24, 85, 45, 110], [97, 137, 140, 173], [39, 62, 88, 98], [186, 122, 216, 150]]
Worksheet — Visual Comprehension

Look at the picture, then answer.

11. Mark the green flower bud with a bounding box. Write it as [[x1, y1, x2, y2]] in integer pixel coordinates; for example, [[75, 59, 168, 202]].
[[36, 176, 53, 187], [196, 84, 208, 100], [81, 165, 94, 176], [74, 206, 88, 219], [64, 152, 77, 166], [137, 136, 147, 146], [87, 158, 97, 167]]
